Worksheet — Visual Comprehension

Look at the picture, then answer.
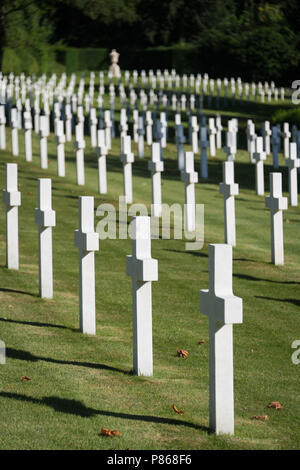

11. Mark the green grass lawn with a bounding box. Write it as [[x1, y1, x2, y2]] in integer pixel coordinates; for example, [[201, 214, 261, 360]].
[[0, 124, 299, 450]]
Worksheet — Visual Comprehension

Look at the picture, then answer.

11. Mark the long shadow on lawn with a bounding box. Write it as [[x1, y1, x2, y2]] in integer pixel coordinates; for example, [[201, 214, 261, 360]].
[[234, 273, 300, 285], [6, 348, 132, 376], [0, 317, 73, 331], [0, 287, 38, 297], [255, 296, 300, 307], [0, 392, 210, 433]]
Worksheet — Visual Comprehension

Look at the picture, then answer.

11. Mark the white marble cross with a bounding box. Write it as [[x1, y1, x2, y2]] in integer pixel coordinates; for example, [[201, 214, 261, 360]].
[[200, 126, 209, 178], [74, 196, 99, 335], [89, 107, 98, 148], [55, 120, 66, 177], [286, 142, 300, 207], [191, 116, 199, 154], [96, 129, 108, 194], [282, 122, 291, 159], [137, 116, 145, 158], [11, 108, 19, 156], [223, 127, 234, 158], [253, 136, 266, 196], [104, 110, 112, 150], [120, 135, 134, 203], [34, 179, 56, 298], [216, 115, 223, 149], [39, 115, 49, 169], [247, 121, 256, 164], [126, 216, 158, 376], [145, 110, 153, 145], [181, 151, 198, 232], [24, 111, 32, 162], [219, 162, 239, 246], [65, 103, 73, 141], [208, 118, 217, 157], [74, 123, 86, 185], [148, 142, 164, 218], [0, 105, 6, 150], [3, 163, 21, 269], [200, 244, 243, 435], [175, 124, 186, 171], [262, 121, 271, 155], [271, 126, 280, 169], [265, 173, 288, 265]]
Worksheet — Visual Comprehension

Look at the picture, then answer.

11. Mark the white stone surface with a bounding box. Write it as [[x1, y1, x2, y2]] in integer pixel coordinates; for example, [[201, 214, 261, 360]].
[[265, 173, 288, 265], [0, 105, 6, 150], [148, 143, 164, 218], [120, 135, 134, 203], [126, 216, 158, 376], [74, 196, 99, 335], [55, 120, 66, 177], [286, 142, 300, 207], [181, 152, 198, 232], [74, 124, 86, 185], [24, 111, 32, 162], [219, 162, 239, 246], [34, 179, 56, 298], [39, 115, 49, 169], [11, 108, 19, 156], [253, 136, 266, 195], [200, 244, 243, 435], [96, 129, 108, 194], [3, 163, 21, 269], [200, 126, 209, 178]]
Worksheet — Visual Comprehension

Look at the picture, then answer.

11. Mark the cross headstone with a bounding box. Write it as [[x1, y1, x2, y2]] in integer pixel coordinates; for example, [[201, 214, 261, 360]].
[[34, 179, 56, 298], [96, 129, 108, 194], [24, 111, 32, 162], [126, 216, 158, 376], [253, 136, 266, 195], [286, 142, 300, 207], [282, 122, 291, 159], [216, 115, 223, 149], [200, 244, 243, 435], [219, 161, 239, 246], [181, 152, 198, 232], [265, 173, 288, 265], [89, 107, 98, 148], [55, 120, 66, 177], [137, 116, 145, 158], [200, 126, 209, 178], [224, 131, 236, 162], [175, 124, 186, 171], [191, 116, 199, 154], [148, 142, 164, 218], [74, 196, 99, 335], [39, 115, 49, 169], [74, 124, 86, 185], [271, 126, 280, 169], [208, 118, 217, 157], [120, 135, 134, 204], [145, 110, 153, 145], [11, 108, 19, 156], [0, 105, 6, 150], [3, 163, 21, 269]]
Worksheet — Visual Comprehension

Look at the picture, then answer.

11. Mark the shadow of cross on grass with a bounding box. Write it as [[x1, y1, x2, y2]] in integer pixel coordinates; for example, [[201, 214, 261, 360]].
[[0, 392, 210, 433], [6, 347, 131, 376]]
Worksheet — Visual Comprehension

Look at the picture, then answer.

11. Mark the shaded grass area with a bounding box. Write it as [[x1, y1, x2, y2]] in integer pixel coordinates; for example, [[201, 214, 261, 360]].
[[0, 126, 299, 450]]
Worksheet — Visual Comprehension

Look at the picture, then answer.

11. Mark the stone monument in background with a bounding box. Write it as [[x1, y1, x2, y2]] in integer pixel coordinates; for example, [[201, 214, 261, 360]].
[[109, 49, 121, 79]]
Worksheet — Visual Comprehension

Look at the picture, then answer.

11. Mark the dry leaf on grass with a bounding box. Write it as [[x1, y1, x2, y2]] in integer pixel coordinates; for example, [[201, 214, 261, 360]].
[[198, 340, 206, 345], [268, 401, 283, 410], [21, 376, 31, 382], [100, 428, 121, 437], [177, 349, 189, 358], [252, 415, 268, 421], [172, 404, 184, 415]]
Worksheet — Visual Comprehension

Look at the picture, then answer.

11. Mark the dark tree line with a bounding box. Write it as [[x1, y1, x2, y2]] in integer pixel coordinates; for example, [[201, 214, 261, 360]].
[[1, 1, 300, 83]]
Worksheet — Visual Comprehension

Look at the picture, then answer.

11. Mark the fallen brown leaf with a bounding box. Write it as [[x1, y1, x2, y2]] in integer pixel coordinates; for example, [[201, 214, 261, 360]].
[[172, 404, 184, 415], [198, 340, 206, 345], [252, 415, 268, 421], [268, 401, 283, 410], [177, 349, 189, 358], [21, 376, 31, 382], [100, 427, 121, 437]]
